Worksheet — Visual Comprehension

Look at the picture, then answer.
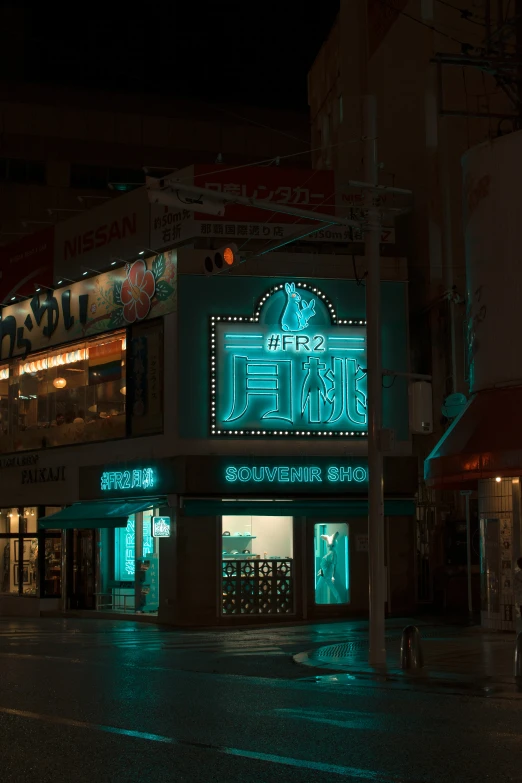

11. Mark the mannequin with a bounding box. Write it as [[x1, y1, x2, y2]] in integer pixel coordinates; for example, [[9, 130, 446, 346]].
[[317, 531, 342, 603]]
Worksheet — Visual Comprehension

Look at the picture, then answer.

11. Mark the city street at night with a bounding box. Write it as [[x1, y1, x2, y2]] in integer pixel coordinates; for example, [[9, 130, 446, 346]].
[[0, 617, 520, 782]]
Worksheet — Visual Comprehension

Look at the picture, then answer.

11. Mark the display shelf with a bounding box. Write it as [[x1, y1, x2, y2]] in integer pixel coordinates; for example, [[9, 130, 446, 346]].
[[222, 534, 256, 539]]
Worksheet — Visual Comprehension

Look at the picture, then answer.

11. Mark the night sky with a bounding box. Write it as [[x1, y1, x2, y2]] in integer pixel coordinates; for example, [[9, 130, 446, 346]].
[[25, 2, 340, 110]]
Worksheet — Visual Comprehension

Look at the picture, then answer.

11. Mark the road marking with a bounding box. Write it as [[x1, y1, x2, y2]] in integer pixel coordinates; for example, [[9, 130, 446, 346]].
[[0, 705, 427, 782]]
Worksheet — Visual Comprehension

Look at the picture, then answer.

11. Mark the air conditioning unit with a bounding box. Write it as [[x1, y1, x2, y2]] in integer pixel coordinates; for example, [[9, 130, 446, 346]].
[[409, 381, 433, 434]]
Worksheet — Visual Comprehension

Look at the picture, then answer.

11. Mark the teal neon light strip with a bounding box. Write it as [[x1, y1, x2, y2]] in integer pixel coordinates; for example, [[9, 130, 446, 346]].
[[100, 468, 156, 491], [210, 282, 368, 438], [224, 465, 368, 483]]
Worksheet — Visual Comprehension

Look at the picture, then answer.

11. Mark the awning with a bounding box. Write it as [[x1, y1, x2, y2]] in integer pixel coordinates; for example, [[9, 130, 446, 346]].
[[39, 499, 159, 530], [181, 498, 415, 517], [425, 387, 522, 488]]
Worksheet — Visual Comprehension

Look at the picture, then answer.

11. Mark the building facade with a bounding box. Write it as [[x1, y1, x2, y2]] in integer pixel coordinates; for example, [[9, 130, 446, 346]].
[[426, 129, 522, 631], [0, 179, 418, 622], [307, 0, 514, 609], [0, 79, 308, 300]]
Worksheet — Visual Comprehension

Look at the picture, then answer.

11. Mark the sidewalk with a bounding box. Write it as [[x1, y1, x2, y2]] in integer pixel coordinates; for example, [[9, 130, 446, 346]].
[[294, 619, 521, 694]]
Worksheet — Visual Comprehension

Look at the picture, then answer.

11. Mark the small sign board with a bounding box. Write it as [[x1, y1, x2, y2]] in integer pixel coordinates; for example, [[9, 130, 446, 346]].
[[152, 516, 171, 537], [355, 533, 369, 552]]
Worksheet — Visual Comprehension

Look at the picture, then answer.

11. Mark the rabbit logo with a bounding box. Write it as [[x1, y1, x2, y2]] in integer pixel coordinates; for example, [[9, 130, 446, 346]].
[[281, 282, 316, 332]]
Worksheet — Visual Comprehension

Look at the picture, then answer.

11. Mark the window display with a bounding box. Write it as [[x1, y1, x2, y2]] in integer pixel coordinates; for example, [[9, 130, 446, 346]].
[[221, 516, 294, 615], [314, 522, 350, 605], [112, 511, 159, 614], [221, 515, 293, 561], [0, 507, 38, 596], [0, 332, 126, 452]]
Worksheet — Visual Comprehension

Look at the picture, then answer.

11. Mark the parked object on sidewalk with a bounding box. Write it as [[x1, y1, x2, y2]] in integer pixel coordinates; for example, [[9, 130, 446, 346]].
[[514, 631, 522, 683], [400, 625, 423, 670], [513, 558, 522, 618]]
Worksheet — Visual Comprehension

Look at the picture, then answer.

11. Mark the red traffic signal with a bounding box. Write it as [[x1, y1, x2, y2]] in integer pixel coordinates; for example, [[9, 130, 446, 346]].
[[203, 243, 241, 275]]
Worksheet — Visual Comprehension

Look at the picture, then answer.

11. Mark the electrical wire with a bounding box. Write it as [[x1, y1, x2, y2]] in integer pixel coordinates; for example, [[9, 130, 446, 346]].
[[376, 0, 478, 47], [382, 375, 397, 389], [180, 140, 362, 184], [435, 0, 485, 26]]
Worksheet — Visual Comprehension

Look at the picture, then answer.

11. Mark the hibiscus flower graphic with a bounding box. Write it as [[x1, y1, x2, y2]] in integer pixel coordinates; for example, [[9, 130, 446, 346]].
[[121, 260, 156, 323]]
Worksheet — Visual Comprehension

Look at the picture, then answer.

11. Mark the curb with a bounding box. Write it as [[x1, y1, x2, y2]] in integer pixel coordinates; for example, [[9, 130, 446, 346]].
[[293, 649, 519, 693]]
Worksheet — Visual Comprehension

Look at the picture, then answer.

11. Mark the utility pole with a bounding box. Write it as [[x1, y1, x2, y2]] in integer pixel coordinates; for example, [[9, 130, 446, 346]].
[[363, 95, 386, 667]]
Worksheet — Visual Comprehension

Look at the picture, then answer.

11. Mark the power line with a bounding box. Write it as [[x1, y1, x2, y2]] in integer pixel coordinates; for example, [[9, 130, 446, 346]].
[[435, 0, 485, 26], [178, 139, 363, 184], [376, 0, 475, 47]]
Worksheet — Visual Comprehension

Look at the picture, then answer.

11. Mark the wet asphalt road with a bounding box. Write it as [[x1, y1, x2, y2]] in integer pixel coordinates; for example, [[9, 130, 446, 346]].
[[0, 618, 520, 782]]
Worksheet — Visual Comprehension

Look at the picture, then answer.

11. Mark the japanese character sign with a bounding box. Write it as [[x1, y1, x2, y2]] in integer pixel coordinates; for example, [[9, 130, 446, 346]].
[[211, 281, 367, 437]]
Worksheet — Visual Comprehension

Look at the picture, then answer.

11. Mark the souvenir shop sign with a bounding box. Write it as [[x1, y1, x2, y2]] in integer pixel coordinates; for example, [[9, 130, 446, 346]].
[[184, 456, 371, 496], [0, 252, 177, 361], [211, 280, 367, 437]]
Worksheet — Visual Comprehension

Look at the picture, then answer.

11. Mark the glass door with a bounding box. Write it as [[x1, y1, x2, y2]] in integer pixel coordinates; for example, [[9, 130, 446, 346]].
[[70, 529, 95, 609]]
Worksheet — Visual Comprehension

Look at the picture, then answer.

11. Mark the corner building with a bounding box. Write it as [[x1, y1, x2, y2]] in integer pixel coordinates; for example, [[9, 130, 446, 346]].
[[0, 242, 417, 625]]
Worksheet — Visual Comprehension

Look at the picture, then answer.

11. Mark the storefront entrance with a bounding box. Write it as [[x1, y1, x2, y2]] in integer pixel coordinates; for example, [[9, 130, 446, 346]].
[[69, 529, 96, 610], [40, 500, 163, 616]]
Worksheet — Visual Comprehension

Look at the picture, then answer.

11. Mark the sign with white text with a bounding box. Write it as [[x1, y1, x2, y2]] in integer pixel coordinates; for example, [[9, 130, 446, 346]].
[[150, 165, 395, 249], [54, 188, 150, 278]]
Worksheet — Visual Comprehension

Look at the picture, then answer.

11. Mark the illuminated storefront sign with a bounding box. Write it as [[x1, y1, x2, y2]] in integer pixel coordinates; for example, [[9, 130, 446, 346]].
[[101, 467, 155, 491], [225, 465, 368, 484], [211, 281, 367, 437], [0, 252, 176, 361], [152, 516, 171, 537]]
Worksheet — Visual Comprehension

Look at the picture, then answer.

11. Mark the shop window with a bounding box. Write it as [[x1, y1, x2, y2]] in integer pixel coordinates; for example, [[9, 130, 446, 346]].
[[42, 507, 62, 598], [43, 538, 61, 597], [221, 516, 294, 615], [0, 508, 38, 596], [0, 331, 126, 452], [314, 522, 350, 605], [112, 511, 159, 614]]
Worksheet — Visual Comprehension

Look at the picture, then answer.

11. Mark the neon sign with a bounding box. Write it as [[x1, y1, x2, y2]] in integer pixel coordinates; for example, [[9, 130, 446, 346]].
[[152, 516, 171, 537], [211, 281, 367, 437], [101, 467, 155, 491], [225, 465, 368, 484]]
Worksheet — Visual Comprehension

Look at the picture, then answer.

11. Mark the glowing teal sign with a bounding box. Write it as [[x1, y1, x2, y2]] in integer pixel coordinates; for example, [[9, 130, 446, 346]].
[[225, 465, 368, 484], [115, 517, 136, 579], [152, 516, 171, 537], [101, 468, 155, 491], [211, 281, 367, 437]]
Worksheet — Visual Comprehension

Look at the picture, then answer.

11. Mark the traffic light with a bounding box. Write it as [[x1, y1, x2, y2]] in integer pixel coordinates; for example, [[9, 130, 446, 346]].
[[203, 243, 242, 275]]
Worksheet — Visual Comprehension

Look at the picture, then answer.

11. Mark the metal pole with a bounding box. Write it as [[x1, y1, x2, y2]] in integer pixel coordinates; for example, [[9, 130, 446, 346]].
[[465, 492, 473, 618], [364, 94, 386, 667]]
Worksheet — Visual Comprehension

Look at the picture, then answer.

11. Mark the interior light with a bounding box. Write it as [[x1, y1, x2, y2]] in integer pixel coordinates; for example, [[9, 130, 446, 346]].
[[83, 271, 88, 276], [36, 287, 41, 292], [10, 297, 15, 301], [57, 280, 63, 285], [495, 476, 502, 483], [111, 261, 116, 266], [120, 386, 126, 395], [138, 250, 144, 255], [53, 377, 67, 389]]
